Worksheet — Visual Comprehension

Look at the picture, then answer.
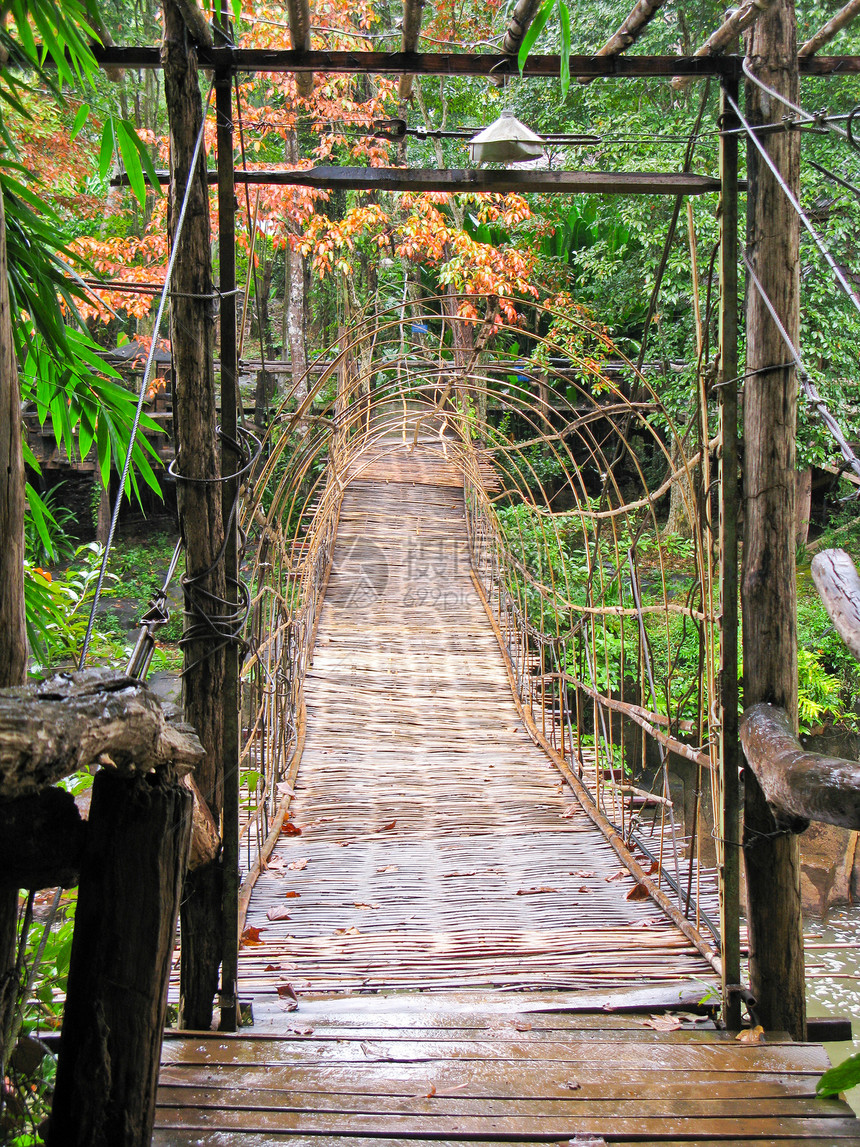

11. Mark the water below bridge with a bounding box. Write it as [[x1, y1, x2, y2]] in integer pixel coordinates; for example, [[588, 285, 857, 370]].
[[154, 443, 860, 1145]]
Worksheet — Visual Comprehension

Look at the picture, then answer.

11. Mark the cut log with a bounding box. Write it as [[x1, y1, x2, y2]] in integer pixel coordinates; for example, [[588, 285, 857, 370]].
[[811, 548, 860, 663], [47, 767, 191, 1147], [741, 702, 860, 831], [0, 669, 204, 799]]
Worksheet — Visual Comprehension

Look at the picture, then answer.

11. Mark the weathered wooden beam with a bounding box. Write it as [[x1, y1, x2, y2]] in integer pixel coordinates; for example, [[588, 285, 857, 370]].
[[84, 44, 860, 76], [741, 702, 860, 831], [811, 548, 860, 663], [800, 0, 860, 56], [0, 669, 204, 800], [88, 45, 742, 75], [47, 767, 191, 1147], [579, 0, 669, 83], [117, 165, 724, 195], [397, 0, 425, 100]]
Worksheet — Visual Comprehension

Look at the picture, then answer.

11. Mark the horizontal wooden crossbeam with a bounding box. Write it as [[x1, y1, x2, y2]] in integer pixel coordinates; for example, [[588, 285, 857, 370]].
[[120, 166, 724, 195], [90, 45, 860, 77]]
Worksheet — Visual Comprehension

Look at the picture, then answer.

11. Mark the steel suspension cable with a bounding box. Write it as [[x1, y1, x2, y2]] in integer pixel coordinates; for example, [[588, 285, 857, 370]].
[[743, 252, 860, 484], [78, 83, 215, 669], [726, 90, 860, 319]]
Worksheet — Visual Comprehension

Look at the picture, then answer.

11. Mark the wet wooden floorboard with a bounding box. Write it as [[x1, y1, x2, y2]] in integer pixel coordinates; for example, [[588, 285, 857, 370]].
[[156, 444, 860, 1143]]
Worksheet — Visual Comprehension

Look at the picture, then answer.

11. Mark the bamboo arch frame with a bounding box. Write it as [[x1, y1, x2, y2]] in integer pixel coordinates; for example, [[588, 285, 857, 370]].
[[238, 292, 727, 971]]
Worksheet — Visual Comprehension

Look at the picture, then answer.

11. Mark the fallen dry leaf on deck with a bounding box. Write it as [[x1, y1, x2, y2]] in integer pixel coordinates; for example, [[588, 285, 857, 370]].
[[284, 890, 301, 899], [443, 871, 477, 878], [642, 1014, 682, 1031], [513, 1022, 532, 1032], [282, 822, 302, 836], [736, 1025, 765, 1043], [578, 886, 590, 893], [379, 819, 397, 831], [263, 963, 281, 971], [287, 858, 309, 871], [516, 886, 558, 895], [335, 925, 362, 936], [277, 983, 298, 1000], [625, 883, 650, 901], [240, 926, 265, 947], [376, 865, 399, 873], [266, 907, 292, 921], [647, 861, 661, 876], [354, 902, 379, 910], [561, 1080, 581, 1091], [288, 1025, 314, 1036], [414, 1085, 437, 1098], [605, 870, 627, 883], [571, 871, 596, 878]]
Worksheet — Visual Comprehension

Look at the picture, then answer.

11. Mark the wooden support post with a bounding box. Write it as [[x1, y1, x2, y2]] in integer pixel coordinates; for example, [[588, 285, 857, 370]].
[[215, 60, 240, 1033], [718, 72, 742, 1032], [0, 163, 27, 1091], [742, 0, 805, 1040], [162, 0, 227, 1031], [47, 767, 192, 1147]]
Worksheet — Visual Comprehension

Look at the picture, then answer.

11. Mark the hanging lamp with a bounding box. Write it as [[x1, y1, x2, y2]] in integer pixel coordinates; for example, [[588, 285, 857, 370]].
[[468, 111, 546, 164]]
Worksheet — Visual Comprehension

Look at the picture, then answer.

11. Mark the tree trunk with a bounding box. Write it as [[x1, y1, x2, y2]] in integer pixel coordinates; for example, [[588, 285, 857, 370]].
[[742, 0, 805, 1040], [47, 768, 191, 1147], [0, 176, 28, 1101], [162, 0, 226, 1030]]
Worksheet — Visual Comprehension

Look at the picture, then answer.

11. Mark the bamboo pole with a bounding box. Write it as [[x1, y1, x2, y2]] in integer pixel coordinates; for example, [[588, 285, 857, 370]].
[[579, 0, 668, 83], [800, 0, 860, 55]]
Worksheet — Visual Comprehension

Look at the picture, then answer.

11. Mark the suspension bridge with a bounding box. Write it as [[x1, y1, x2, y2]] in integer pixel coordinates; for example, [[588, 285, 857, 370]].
[[146, 305, 860, 1143]]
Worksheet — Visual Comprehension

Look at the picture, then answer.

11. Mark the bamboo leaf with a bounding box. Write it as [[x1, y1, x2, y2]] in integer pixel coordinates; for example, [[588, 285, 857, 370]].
[[517, 0, 553, 74], [559, 1, 571, 97], [71, 103, 89, 140], [99, 119, 115, 181]]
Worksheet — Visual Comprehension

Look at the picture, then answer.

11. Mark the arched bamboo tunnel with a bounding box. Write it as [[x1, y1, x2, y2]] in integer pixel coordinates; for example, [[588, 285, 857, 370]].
[[238, 292, 726, 974]]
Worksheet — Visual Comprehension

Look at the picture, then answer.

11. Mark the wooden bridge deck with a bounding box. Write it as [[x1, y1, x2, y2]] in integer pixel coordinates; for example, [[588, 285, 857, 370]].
[[154, 443, 860, 1144]]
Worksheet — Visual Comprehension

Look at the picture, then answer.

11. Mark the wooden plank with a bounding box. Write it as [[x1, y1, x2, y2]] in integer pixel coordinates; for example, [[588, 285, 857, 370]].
[[155, 1085, 848, 1118], [152, 1138, 860, 1147], [158, 1063, 824, 1098], [124, 166, 724, 196], [159, 1035, 831, 1070], [150, 1109, 860, 1137]]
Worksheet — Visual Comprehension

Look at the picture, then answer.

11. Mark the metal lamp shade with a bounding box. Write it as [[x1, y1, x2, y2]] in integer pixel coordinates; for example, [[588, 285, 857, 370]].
[[468, 111, 545, 164]]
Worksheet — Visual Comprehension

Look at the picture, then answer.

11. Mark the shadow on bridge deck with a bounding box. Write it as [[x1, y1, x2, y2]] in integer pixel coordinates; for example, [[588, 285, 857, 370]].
[[155, 443, 860, 1145]]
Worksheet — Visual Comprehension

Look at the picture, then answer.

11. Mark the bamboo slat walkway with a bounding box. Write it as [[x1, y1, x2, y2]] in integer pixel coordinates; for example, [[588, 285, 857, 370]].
[[155, 442, 860, 1145]]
